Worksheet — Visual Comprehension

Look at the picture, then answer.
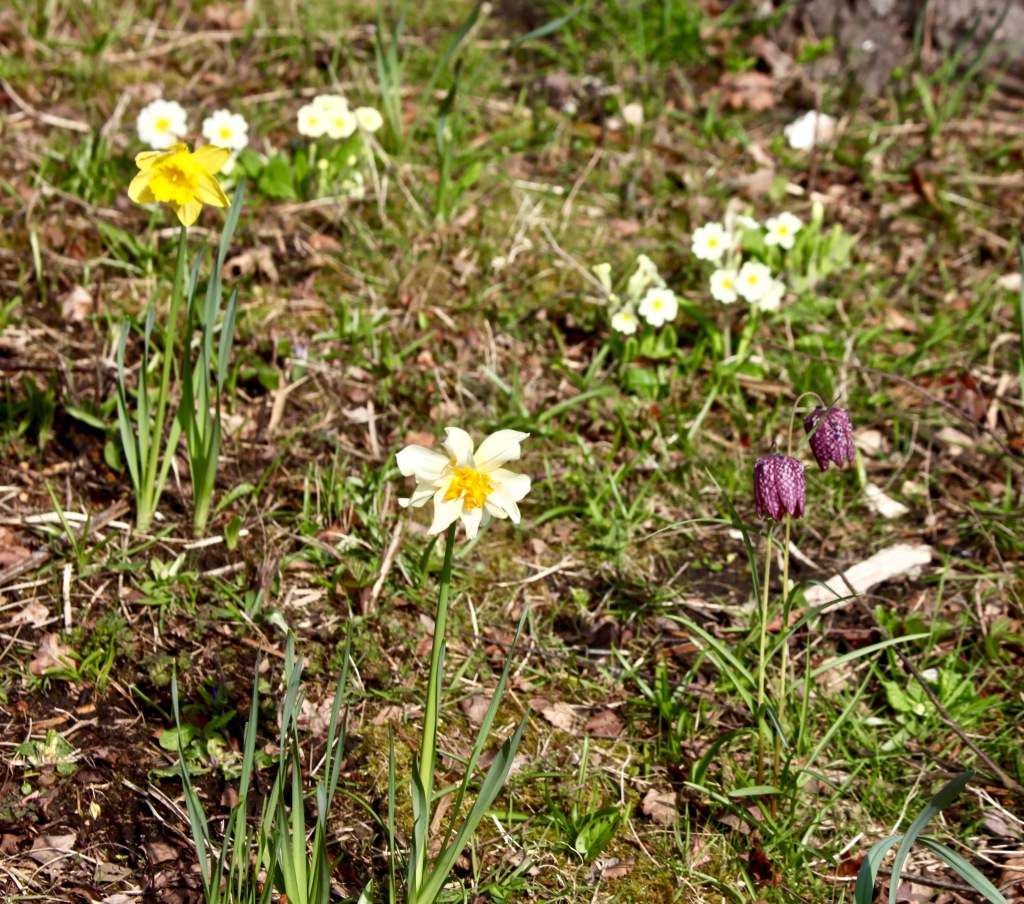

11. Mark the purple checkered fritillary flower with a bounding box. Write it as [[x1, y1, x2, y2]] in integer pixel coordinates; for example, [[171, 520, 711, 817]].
[[753, 454, 806, 521], [803, 406, 855, 472]]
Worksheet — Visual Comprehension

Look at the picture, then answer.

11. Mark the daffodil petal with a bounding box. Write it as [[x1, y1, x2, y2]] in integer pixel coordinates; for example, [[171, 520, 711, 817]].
[[488, 469, 531, 502], [175, 198, 203, 227], [460, 506, 484, 539], [195, 171, 230, 208], [429, 489, 464, 535], [396, 445, 449, 479], [192, 144, 231, 173], [134, 150, 168, 171], [442, 428, 475, 467], [128, 170, 156, 203], [484, 485, 521, 523], [401, 481, 436, 509], [475, 430, 529, 470]]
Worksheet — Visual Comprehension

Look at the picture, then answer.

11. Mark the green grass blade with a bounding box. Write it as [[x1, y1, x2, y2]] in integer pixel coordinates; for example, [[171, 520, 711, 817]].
[[916, 838, 1008, 904], [889, 771, 975, 904], [809, 634, 931, 679], [855, 835, 903, 904]]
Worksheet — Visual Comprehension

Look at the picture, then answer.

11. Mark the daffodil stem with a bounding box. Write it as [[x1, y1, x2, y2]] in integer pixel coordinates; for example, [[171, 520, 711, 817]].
[[415, 523, 456, 892], [138, 225, 187, 531], [756, 522, 773, 787]]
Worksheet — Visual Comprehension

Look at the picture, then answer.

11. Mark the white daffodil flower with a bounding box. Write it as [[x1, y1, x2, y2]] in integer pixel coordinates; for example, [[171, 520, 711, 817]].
[[764, 211, 803, 250], [137, 99, 188, 149], [201, 110, 250, 153], [736, 261, 773, 303], [691, 221, 731, 263], [638, 287, 678, 327], [626, 254, 664, 302], [397, 428, 531, 540], [709, 268, 739, 304], [611, 307, 639, 335]]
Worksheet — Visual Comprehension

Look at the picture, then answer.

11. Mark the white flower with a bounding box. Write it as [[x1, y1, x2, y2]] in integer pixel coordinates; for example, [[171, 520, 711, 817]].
[[754, 277, 786, 311], [297, 103, 328, 138], [397, 428, 531, 540], [709, 268, 739, 304], [312, 94, 348, 113], [735, 215, 760, 231], [621, 102, 644, 128], [736, 261, 773, 303], [220, 154, 238, 176], [764, 212, 803, 250], [638, 287, 677, 327], [201, 109, 249, 153], [355, 106, 384, 133], [784, 111, 837, 151], [137, 99, 188, 149], [592, 262, 613, 293], [626, 254, 664, 302], [611, 307, 639, 335], [324, 107, 358, 140], [691, 222, 731, 263]]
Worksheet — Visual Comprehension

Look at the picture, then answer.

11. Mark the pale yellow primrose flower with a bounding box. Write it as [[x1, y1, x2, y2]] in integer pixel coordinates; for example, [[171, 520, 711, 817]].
[[710, 268, 739, 304], [297, 103, 328, 138], [128, 143, 230, 227], [397, 428, 531, 540], [325, 107, 358, 140], [638, 286, 678, 327], [754, 277, 786, 311], [691, 222, 731, 263], [611, 307, 639, 335], [202, 110, 249, 153], [736, 260, 773, 303], [355, 106, 384, 133], [312, 94, 349, 114], [592, 262, 613, 294], [764, 212, 802, 251], [137, 99, 188, 150]]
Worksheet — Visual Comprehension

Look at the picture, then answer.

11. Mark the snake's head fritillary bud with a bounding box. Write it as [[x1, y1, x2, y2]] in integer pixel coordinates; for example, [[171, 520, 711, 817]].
[[803, 406, 856, 472], [753, 454, 806, 522]]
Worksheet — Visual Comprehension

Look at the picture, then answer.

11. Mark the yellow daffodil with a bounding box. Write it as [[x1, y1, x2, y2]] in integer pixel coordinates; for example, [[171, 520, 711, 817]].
[[128, 143, 231, 227], [397, 427, 531, 539]]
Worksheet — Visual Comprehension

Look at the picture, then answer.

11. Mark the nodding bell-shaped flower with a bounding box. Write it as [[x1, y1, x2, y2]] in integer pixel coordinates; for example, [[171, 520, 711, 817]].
[[753, 454, 806, 521], [803, 406, 856, 472]]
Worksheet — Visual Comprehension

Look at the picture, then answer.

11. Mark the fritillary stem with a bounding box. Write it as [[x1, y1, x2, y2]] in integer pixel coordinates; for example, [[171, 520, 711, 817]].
[[756, 522, 773, 787]]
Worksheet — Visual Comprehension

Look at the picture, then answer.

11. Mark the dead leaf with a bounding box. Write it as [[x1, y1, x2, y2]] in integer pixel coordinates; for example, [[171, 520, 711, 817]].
[[804, 543, 932, 609], [12, 602, 50, 628], [203, 3, 251, 28], [584, 709, 623, 738], [529, 698, 577, 732], [885, 306, 918, 333], [718, 71, 775, 112], [863, 483, 911, 519], [296, 694, 340, 737], [29, 832, 76, 873], [145, 841, 178, 865], [223, 247, 279, 283], [60, 285, 94, 323], [30, 633, 75, 675], [403, 431, 435, 449], [0, 524, 30, 567], [588, 857, 635, 882], [997, 272, 1022, 293], [641, 787, 677, 826], [460, 692, 493, 727]]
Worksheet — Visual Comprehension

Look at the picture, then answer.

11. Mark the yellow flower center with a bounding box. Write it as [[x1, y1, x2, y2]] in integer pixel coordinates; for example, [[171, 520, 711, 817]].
[[708, 238, 718, 247], [778, 226, 788, 234], [148, 151, 199, 206], [445, 466, 494, 511], [219, 126, 232, 140], [652, 300, 663, 310], [722, 280, 732, 289], [156, 117, 170, 133]]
